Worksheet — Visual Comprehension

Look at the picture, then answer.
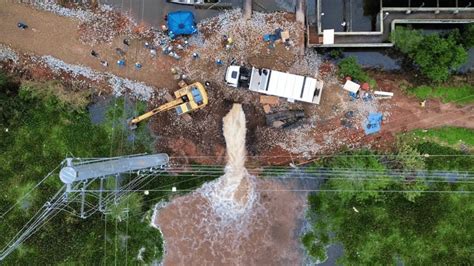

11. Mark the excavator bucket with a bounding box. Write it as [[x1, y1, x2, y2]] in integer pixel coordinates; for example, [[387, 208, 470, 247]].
[[127, 118, 138, 130]]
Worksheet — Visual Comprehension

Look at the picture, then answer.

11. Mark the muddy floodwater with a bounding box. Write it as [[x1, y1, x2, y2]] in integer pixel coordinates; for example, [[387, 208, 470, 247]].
[[154, 104, 306, 265]]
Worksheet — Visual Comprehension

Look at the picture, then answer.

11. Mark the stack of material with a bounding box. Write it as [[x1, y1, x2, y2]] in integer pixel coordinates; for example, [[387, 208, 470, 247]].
[[266, 110, 305, 128]]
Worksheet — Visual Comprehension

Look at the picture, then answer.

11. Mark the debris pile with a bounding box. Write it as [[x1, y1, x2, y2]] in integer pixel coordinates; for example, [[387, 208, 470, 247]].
[[33, 1, 96, 22], [41, 55, 102, 81], [78, 8, 136, 45], [182, 9, 303, 82], [0, 44, 19, 64], [1, 49, 160, 101]]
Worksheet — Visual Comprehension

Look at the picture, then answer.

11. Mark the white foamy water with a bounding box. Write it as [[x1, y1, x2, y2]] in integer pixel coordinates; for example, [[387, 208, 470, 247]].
[[200, 104, 257, 224]]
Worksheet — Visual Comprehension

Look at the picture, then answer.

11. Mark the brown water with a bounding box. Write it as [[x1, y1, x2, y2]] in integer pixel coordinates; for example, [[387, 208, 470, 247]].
[[154, 104, 306, 265]]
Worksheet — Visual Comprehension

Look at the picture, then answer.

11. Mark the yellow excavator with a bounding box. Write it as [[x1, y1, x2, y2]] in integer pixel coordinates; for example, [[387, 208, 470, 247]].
[[128, 82, 208, 129]]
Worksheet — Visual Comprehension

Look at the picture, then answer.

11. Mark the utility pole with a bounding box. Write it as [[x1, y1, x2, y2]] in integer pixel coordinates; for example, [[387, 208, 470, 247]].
[[243, 0, 252, 19]]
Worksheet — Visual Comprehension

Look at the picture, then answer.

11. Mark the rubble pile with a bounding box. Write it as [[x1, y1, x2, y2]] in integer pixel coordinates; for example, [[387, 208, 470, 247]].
[[182, 9, 303, 82], [287, 50, 321, 77], [0, 44, 19, 64], [4, 51, 159, 101], [33, 2, 136, 45], [78, 8, 136, 45], [33, 1, 96, 22], [41, 55, 102, 81]]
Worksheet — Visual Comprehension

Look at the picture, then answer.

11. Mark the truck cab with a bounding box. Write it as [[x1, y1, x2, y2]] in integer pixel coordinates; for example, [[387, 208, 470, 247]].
[[225, 65, 251, 88]]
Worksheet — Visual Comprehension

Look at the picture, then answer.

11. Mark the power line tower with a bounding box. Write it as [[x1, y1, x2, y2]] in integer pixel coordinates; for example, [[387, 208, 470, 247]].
[[0, 153, 169, 261]]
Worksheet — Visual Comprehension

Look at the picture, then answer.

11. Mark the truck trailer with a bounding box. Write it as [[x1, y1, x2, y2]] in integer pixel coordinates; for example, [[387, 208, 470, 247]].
[[225, 65, 323, 104]]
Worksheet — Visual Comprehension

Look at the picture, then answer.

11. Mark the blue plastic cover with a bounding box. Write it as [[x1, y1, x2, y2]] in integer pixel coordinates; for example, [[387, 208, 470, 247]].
[[167, 11, 197, 36], [364, 112, 383, 135]]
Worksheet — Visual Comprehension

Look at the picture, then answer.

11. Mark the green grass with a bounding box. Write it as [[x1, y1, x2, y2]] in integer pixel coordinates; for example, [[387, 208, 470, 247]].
[[400, 127, 474, 151], [409, 85, 474, 105]]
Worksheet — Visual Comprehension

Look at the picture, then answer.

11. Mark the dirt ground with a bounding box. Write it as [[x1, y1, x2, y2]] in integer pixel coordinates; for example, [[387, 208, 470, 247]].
[[1, 2, 473, 167], [0, 2, 177, 89]]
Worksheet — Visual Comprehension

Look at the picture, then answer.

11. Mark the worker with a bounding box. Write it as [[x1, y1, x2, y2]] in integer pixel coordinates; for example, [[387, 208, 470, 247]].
[[91, 50, 98, 57], [135, 62, 142, 69], [216, 59, 223, 65], [192, 53, 199, 59], [100, 60, 108, 67], [17, 22, 28, 30], [341, 21, 348, 32], [150, 48, 157, 58], [205, 81, 211, 87], [117, 59, 126, 67], [123, 39, 130, 46], [161, 24, 168, 32], [144, 42, 150, 49]]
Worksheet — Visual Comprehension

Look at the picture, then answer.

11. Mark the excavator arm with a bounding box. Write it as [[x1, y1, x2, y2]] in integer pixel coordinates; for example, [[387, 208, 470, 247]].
[[129, 98, 184, 127]]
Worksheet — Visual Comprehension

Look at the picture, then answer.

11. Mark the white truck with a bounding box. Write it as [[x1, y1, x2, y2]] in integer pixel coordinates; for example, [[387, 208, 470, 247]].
[[225, 65, 324, 104]]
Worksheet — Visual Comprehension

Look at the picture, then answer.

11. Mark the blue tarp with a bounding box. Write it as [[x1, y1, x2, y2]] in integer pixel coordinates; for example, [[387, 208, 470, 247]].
[[364, 112, 383, 135], [167, 11, 197, 36]]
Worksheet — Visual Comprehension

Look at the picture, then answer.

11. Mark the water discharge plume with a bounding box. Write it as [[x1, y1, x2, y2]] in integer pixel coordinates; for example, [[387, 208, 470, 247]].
[[154, 104, 305, 264], [200, 103, 256, 223]]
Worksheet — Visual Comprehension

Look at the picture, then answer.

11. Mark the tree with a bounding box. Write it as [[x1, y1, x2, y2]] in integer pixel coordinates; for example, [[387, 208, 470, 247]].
[[390, 27, 423, 54], [412, 34, 467, 82], [391, 27, 468, 82], [461, 24, 474, 48]]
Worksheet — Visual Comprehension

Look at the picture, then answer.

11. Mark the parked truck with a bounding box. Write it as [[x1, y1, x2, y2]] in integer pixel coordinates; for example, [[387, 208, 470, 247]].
[[225, 65, 323, 104]]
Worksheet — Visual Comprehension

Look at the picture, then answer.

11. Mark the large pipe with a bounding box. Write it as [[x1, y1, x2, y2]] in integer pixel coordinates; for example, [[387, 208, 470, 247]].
[[243, 0, 252, 19]]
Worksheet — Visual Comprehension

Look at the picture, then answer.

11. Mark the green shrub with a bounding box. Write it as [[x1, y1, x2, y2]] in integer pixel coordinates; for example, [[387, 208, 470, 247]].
[[338, 56, 370, 83]]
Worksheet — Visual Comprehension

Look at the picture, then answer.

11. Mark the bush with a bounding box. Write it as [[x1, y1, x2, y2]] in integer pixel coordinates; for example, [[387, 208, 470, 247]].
[[338, 56, 373, 84]]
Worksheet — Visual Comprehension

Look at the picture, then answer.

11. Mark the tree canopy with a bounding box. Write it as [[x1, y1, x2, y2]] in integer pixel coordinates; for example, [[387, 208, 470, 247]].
[[303, 143, 474, 264], [390, 27, 468, 82]]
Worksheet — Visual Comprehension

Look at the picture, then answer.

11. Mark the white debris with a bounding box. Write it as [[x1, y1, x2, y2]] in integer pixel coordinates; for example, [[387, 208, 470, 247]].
[[41, 55, 102, 81], [0, 44, 19, 64], [34, 2, 95, 22], [287, 49, 321, 78], [108, 75, 155, 100], [38, 55, 157, 100], [182, 9, 304, 82]]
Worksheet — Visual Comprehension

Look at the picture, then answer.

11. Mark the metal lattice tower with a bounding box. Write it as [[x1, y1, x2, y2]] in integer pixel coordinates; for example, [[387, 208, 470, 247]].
[[0, 153, 169, 261]]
